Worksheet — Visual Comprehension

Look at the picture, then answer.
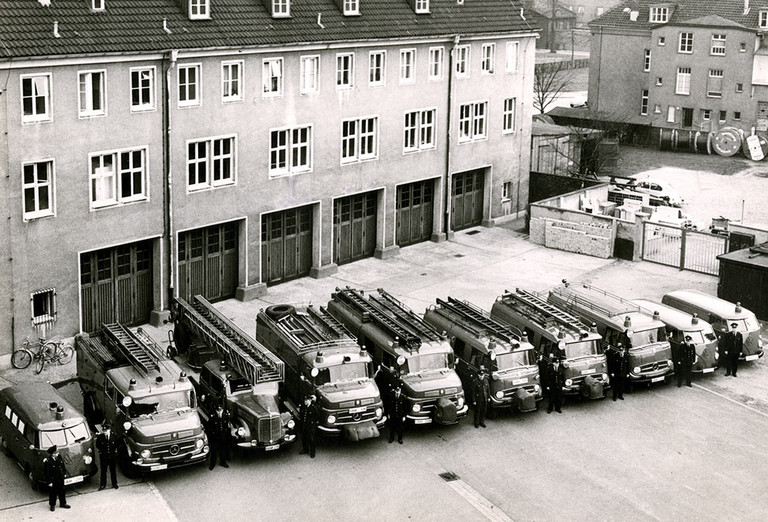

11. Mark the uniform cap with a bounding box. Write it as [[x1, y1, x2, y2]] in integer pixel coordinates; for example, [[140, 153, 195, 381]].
[[47, 445, 57, 455], [731, 322, 738, 328]]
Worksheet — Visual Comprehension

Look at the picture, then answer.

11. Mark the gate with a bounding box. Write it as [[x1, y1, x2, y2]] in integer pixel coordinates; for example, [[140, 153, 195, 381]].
[[451, 169, 484, 231], [261, 206, 313, 285], [642, 222, 728, 275], [334, 192, 377, 265], [178, 222, 238, 302], [396, 180, 434, 247]]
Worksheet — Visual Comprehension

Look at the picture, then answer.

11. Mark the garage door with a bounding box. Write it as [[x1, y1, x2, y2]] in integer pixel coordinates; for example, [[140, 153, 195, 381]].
[[178, 222, 238, 303], [80, 240, 153, 333], [451, 169, 484, 231], [397, 180, 434, 247], [334, 192, 377, 265], [261, 206, 313, 285]]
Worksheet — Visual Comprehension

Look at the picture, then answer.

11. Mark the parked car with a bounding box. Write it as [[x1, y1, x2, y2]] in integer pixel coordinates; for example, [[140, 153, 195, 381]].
[[631, 178, 684, 207]]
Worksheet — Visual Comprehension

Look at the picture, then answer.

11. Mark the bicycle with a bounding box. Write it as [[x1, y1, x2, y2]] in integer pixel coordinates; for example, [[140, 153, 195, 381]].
[[11, 337, 74, 374]]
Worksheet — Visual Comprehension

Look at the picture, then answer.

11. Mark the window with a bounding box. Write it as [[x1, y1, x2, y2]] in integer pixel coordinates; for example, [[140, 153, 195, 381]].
[[656, 77, 663, 86], [658, 36, 666, 46], [719, 110, 727, 122], [643, 49, 651, 72], [22, 160, 54, 220], [577, 6, 584, 13], [343, 0, 359, 15], [187, 136, 236, 191], [650, 6, 668, 23], [679, 33, 693, 53], [654, 104, 661, 113], [20, 73, 52, 123], [429, 47, 444, 80], [506, 41, 519, 73], [676, 67, 691, 95], [221, 61, 243, 102], [89, 147, 148, 208], [640, 90, 649, 116], [740, 42, 747, 52], [31, 289, 56, 326], [78, 70, 106, 117], [701, 109, 711, 121], [263, 58, 284, 97], [272, 0, 290, 17], [337, 53, 355, 89], [734, 111, 741, 120], [707, 69, 723, 97], [458, 101, 488, 142], [597, 7, 604, 16], [130, 67, 155, 111], [91, 0, 104, 12], [760, 11, 768, 29], [456, 45, 470, 77], [736, 82, 743, 93], [270, 125, 312, 176], [711, 34, 726, 56], [502, 181, 512, 201], [400, 49, 416, 84], [415, 0, 429, 13], [300, 56, 319, 94], [481, 44, 495, 75], [189, 0, 210, 19], [667, 106, 676, 123], [178, 64, 201, 107], [341, 117, 378, 163], [403, 109, 436, 152], [503, 98, 516, 133], [369, 51, 386, 86]]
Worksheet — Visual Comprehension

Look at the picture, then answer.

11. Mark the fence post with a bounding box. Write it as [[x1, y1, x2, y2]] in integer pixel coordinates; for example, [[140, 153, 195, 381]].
[[680, 229, 687, 270]]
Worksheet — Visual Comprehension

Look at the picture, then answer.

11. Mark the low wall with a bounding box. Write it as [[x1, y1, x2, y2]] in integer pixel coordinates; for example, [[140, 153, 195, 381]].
[[543, 219, 614, 258], [528, 171, 603, 206], [729, 223, 768, 245]]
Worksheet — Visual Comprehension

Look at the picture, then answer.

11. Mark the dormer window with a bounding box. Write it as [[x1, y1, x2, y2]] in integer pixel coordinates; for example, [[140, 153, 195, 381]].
[[343, 0, 359, 15], [91, 0, 105, 11], [272, 0, 290, 17], [649, 6, 668, 23], [413, 0, 430, 14], [760, 10, 768, 29], [189, 0, 210, 20]]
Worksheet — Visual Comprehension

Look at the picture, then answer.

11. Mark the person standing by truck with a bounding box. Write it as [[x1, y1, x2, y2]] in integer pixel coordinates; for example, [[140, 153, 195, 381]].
[[724, 323, 743, 377], [546, 361, 564, 414], [610, 344, 629, 401], [96, 422, 120, 490], [207, 404, 231, 470], [388, 385, 407, 444], [44, 446, 71, 512], [472, 366, 490, 428], [299, 395, 320, 458], [678, 336, 696, 388]]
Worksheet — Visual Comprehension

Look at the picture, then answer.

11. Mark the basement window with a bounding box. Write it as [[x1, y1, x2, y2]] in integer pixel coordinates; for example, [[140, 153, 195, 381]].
[[31, 288, 56, 326]]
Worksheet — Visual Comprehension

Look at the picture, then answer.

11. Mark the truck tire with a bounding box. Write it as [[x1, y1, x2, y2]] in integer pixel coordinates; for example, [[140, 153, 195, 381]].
[[265, 304, 295, 320], [26, 465, 39, 491]]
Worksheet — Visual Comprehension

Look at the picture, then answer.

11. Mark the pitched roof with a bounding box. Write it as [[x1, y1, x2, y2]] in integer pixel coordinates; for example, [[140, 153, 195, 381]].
[[0, 0, 539, 59], [589, 0, 761, 31]]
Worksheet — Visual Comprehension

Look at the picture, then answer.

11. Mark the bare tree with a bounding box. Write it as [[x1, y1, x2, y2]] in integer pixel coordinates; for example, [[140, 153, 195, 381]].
[[533, 61, 575, 114]]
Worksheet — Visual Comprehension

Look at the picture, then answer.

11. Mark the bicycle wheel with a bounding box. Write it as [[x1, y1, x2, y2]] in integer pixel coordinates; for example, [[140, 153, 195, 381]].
[[11, 349, 33, 369], [35, 352, 45, 374], [56, 344, 74, 365]]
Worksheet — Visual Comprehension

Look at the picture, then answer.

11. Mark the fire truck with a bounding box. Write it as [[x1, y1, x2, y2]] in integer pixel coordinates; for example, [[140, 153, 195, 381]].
[[76, 324, 208, 476], [326, 287, 468, 426], [491, 288, 609, 399], [423, 297, 542, 413], [256, 304, 386, 441], [548, 282, 674, 386], [174, 296, 296, 452]]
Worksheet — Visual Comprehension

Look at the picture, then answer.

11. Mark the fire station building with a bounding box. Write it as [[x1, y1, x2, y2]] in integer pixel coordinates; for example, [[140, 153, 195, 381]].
[[0, 0, 538, 363]]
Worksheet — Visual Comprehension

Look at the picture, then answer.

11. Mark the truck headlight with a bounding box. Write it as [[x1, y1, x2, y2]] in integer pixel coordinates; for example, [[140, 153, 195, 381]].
[[565, 379, 573, 387], [287, 419, 296, 430], [140, 449, 151, 459], [633, 366, 641, 374], [84, 455, 92, 465], [534, 384, 541, 393], [495, 391, 504, 399], [457, 397, 464, 409], [715, 352, 719, 360], [123, 421, 132, 432], [196, 439, 204, 449], [236, 427, 246, 437], [327, 415, 336, 425], [412, 403, 421, 413], [375, 408, 382, 419], [602, 373, 609, 381]]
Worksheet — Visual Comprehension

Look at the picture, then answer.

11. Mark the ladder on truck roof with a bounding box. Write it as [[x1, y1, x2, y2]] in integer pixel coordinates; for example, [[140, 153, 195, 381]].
[[505, 289, 587, 336], [373, 289, 442, 342], [268, 306, 359, 356], [435, 297, 523, 346], [102, 323, 161, 376], [334, 288, 423, 349], [176, 296, 283, 384], [551, 284, 639, 318]]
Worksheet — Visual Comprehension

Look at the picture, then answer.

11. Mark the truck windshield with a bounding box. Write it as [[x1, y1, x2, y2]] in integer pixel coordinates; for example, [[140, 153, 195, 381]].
[[315, 363, 370, 385], [128, 390, 194, 417], [685, 329, 717, 345], [228, 377, 252, 394], [495, 350, 533, 370], [629, 327, 666, 347], [404, 353, 452, 373], [730, 316, 760, 332], [564, 340, 599, 358], [39, 422, 90, 448]]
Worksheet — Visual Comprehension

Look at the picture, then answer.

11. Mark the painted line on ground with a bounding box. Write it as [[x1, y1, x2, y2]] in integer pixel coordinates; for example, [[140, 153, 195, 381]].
[[147, 481, 178, 522], [694, 383, 768, 420], [439, 472, 513, 522]]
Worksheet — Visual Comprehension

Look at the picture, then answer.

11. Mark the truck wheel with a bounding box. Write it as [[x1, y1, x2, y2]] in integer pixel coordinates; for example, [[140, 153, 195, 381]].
[[265, 304, 295, 320], [0, 433, 8, 455], [26, 465, 39, 491]]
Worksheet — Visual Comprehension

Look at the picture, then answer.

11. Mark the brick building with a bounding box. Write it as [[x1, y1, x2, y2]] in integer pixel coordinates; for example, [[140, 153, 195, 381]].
[[589, 0, 768, 133], [0, 0, 539, 363]]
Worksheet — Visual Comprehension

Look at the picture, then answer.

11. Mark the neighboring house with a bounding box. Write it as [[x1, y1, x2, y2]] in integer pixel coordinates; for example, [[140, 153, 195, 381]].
[[0, 0, 539, 362], [563, 1, 622, 27], [589, 0, 768, 133], [525, 1, 578, 50]]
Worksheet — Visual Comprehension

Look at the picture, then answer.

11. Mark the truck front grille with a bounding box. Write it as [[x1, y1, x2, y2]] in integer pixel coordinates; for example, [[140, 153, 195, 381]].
[[154, 440, 198, 459], [258, 415, 282, 443]]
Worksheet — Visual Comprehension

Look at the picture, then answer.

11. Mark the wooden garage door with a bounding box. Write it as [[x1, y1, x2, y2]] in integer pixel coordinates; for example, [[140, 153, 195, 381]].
[[451, 169, 484, 231], [261, 206, 313, 285], [178, 222, 238, 303], [80, 240, 153, 333], [334, 192, 377, 265], [397, 180, 434, 247]]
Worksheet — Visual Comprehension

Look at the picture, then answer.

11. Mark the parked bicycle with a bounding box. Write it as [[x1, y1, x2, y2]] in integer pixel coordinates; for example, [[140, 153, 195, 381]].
[[11, 337, 74, 374]]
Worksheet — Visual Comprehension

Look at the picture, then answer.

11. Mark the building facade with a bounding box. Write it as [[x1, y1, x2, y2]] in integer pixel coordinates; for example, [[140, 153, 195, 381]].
[[0, 0, 538, 363], [589, 0, 768, 133]]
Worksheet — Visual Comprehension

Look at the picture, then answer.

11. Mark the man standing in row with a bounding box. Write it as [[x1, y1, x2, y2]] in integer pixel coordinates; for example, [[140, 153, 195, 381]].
[[207, 404, 231, 470], [546, 360, 564, 414], [677, 335, 696, 388], [299, 394, 319, 458], [388, 384, 407, 444], [723, 323, 743, 377], [44, 446, 71, 512], [610, 343, 629, 401], [96, 421, 120, 490], [473, 366, 490, 428]]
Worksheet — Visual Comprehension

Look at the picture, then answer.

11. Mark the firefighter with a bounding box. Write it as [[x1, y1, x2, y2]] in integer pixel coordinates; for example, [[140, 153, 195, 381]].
[[207, 404, 231, 470], [724, 322, 743, 377], [96, 421, 120, 490], [299, 394, 320, 458], [678, 335, 696, 388], [473, 366, 490, 428], [610, 343, 629, 401], [44, 446, 71, 511], [388, 384, 407, 444], [546, 360, 564, 414]]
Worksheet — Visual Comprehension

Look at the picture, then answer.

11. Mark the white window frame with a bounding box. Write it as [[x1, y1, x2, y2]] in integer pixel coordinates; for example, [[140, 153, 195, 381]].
[[403, 108, 436, 153], [481, 43, 496, 75], [456, 45, 470, 78], [678, 32, 693, 54], [89, 146, 149, 209], [736, 82, 743, 93], [341, 116, 378, 164], [369, 51, 386, 86], [707, 69, 723, 98], [719, 110, 727, 122], [676, 67, 691, 95], [506, 41, 519, 73], [300, 55, 320, 94], [458, 101, 488, 143], [400, 49, 416, 85], [130, 66, 155, 112], [667, 106, 676, 123], [20, 73, 52, 123], [91, 0, 105, 12], [78, 69, 107, 118], [31, 289, 56, 326], [272, 0, 290, 17], [343, 0, 360, 15], [640, 90, 649, 116], [222, 60, 244, 102], [189, 0, 210, 20], [503, 98, 516, 133], [711, 34, 726, 56], [429, 47, 444, 80], [178, 63, 202, 108], [336, 53, 355, 90], [734, 111, 741, 121], [701, 109, 711, 121], [269, 125, 313, 177], [502, 181, 512, 201], [643, 49, 651, 72], [650, 6, 668, 23], [22, 159, 55, 220], [658, 36, 666, 46], [415, 0, 429, 14], [761, 11, 768, 29], [262, 58, 284, 98], [186, 136, 237, 192]]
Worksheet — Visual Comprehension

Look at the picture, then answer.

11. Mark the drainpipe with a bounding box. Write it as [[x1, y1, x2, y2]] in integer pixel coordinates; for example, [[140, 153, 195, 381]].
[[445, 34, 460, 238], [163, 50, 177, 311], [2, 65, 16, 350]]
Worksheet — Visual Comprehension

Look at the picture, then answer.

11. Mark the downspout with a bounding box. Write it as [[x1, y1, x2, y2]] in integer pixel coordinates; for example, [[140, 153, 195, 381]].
[[445, 34, 460, 238], [163, 50, 177, 312], [594, 26, 602, 112], [1, 55, 16, 351]]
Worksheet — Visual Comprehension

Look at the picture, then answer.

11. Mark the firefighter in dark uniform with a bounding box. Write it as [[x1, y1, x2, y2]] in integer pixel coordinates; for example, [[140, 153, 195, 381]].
[[546, 360, 564, 414], [44, 445, 70, 511], [388, 384, 407, 444], [473, 366, 490, 428], [207, 404, 231, 470], [299, 394, 320, 458], [610, 343, 629, 401], [678, 335, 696, 388], [724, 322, 743, 377], [96, 421, 120, 490]]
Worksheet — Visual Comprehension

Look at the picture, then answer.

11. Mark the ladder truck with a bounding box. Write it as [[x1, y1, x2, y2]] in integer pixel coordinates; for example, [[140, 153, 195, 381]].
[[76, 323, 209, 476], [491, 288, 609, 399], [326, 287, 468, 426], [174, 295, 296, 452], [423, 297, 542, 413], [256, 303, 386, 441]]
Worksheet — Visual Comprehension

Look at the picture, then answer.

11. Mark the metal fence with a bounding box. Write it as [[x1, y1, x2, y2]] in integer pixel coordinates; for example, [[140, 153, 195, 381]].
[[642, 222, 728, 276]]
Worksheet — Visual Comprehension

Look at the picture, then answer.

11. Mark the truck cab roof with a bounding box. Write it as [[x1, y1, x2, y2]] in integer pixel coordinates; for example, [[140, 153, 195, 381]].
[[106, 363, 194, 398]]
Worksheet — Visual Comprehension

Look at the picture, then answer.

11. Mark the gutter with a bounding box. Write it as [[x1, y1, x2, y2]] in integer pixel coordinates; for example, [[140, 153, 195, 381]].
[[444, 35, 461, 239]]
